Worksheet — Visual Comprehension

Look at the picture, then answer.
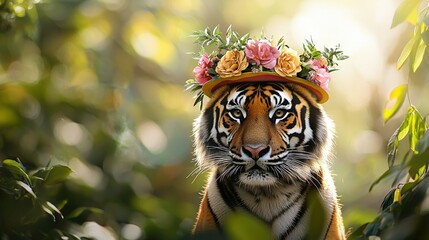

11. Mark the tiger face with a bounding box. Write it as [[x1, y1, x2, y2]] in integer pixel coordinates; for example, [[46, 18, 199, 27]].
[[194, 82, 332, 188]]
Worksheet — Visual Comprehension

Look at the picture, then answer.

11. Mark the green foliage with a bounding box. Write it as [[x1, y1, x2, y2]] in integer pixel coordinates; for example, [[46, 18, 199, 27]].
[[0, 0, 197, 239], [223, 211, 272, 240], [383, 84, 408, 123], [305, 190, 328, 240], [298, 39, 348, 80], [353, 0, 429, 238], [391, 0, 420, 28], [192, 25, 250, 54], [0, 159, 75, 239], [394, 2, 428, 72], [0, 0, 39, 37], [185, 79, 204, 110], [300, 39, 348, 70]]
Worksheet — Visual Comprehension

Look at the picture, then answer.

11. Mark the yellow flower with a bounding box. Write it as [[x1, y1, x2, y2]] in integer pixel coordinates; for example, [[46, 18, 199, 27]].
[[274, 48, 302, 77], [215, 50, 249, 78]]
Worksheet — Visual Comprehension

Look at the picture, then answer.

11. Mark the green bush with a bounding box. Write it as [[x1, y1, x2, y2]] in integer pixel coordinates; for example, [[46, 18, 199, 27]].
[[351, 0, 429, 239]]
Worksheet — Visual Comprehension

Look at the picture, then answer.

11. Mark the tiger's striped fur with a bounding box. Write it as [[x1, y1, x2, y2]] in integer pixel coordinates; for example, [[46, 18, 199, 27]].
[[192, 83, 345, 239]]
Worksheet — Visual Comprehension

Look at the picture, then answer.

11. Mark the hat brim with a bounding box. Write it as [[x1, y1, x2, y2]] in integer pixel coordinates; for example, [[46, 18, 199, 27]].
[[202, 72, 329, 104]]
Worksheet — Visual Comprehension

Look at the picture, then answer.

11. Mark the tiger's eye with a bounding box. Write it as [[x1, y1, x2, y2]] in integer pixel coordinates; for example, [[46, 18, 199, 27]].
[[274, 109, 287, 118], [231, 109, 242, 118]]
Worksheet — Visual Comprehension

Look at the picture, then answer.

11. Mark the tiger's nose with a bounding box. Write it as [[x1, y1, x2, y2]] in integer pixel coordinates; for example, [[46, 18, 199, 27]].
[[242, 144, 270, 160]]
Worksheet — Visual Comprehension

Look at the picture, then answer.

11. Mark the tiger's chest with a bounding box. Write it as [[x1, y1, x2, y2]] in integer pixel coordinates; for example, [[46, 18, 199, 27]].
[[233, 183, 305, 222], [204, 170, 334, 240]]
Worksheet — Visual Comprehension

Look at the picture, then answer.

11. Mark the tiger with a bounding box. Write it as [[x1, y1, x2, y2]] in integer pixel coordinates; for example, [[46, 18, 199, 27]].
[[191, 82, 346, 239]]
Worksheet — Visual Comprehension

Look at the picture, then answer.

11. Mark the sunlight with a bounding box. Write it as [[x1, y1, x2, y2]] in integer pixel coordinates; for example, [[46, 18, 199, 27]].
[[132, 32, 159, 58], [121, 224, 143, 240], [126, 12, 176, 67], [54, 118, 84, 146], [137, 121, 167, 154], [69, 157, 104, 189], [79, 24, 109, 49]]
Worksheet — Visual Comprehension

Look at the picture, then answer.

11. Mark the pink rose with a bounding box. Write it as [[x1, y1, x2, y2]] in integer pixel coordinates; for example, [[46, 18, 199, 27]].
[[245, 39, 279, 69], [310, 67, 331, 91], [193, 66, 211, 84], [308, 57, 328, 70], [198, 53, 213, 69], [193, 54, 213, 84]]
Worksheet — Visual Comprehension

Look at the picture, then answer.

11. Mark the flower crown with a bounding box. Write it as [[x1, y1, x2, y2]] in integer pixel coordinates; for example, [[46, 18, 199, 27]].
[[186, 26, 348, 108]]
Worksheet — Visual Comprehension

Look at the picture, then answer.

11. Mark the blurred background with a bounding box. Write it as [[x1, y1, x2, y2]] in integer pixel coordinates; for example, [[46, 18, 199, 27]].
[[1, 0, 428, 239]]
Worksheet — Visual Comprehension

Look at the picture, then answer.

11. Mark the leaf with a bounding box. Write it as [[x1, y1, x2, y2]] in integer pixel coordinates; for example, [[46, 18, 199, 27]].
[[408, 107, 425, 152], [45, 201, 64, 219], [67, 207, 104, 219], [212, 25, 220, 36], [396, 37, 415, 70], [349, 222, 369, 239], [422, 29, 429, 46], [240, 33, 250, 42], [0, 170, 19, 196], [380, 188, 396, 211], [399, 175, 429, 216], [193, 91, 205, 110], [16, 180, 36, 198], [44, 165, 72, 185], [408, 33, 422, 70], [41, 204, 55, 220], [387, 128, 400, 167], [378, 212, 395, 230], [224, 211, 272, 240], [2, 159, 31, 184], [40, 201, 65, 221], [408, 110, 418, 151], [363, 218, 382, 237], [408, 148, 429, 180], [398, 108, 413, 141], [383, 84, 408, 123], [56, 199, 68, 210], [306, 190, 327, 239], [370, 165, 403, 191], [412, 38, 427, 72], [225, 25, 233, 45], [401, 180, 419, 194], [391, 0, 420, 28], [392, 150, 413, 186], [416, 130, 429, 153]]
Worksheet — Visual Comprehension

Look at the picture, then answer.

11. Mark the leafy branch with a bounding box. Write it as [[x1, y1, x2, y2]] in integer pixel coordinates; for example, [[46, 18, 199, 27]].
[[191, 25, 250, 56], [351, 0, 429, 238], [185, 79, 204, 110], [0, 159, 103, 239], [323, 45, 349, 70], [300, 39, 349, 70]]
